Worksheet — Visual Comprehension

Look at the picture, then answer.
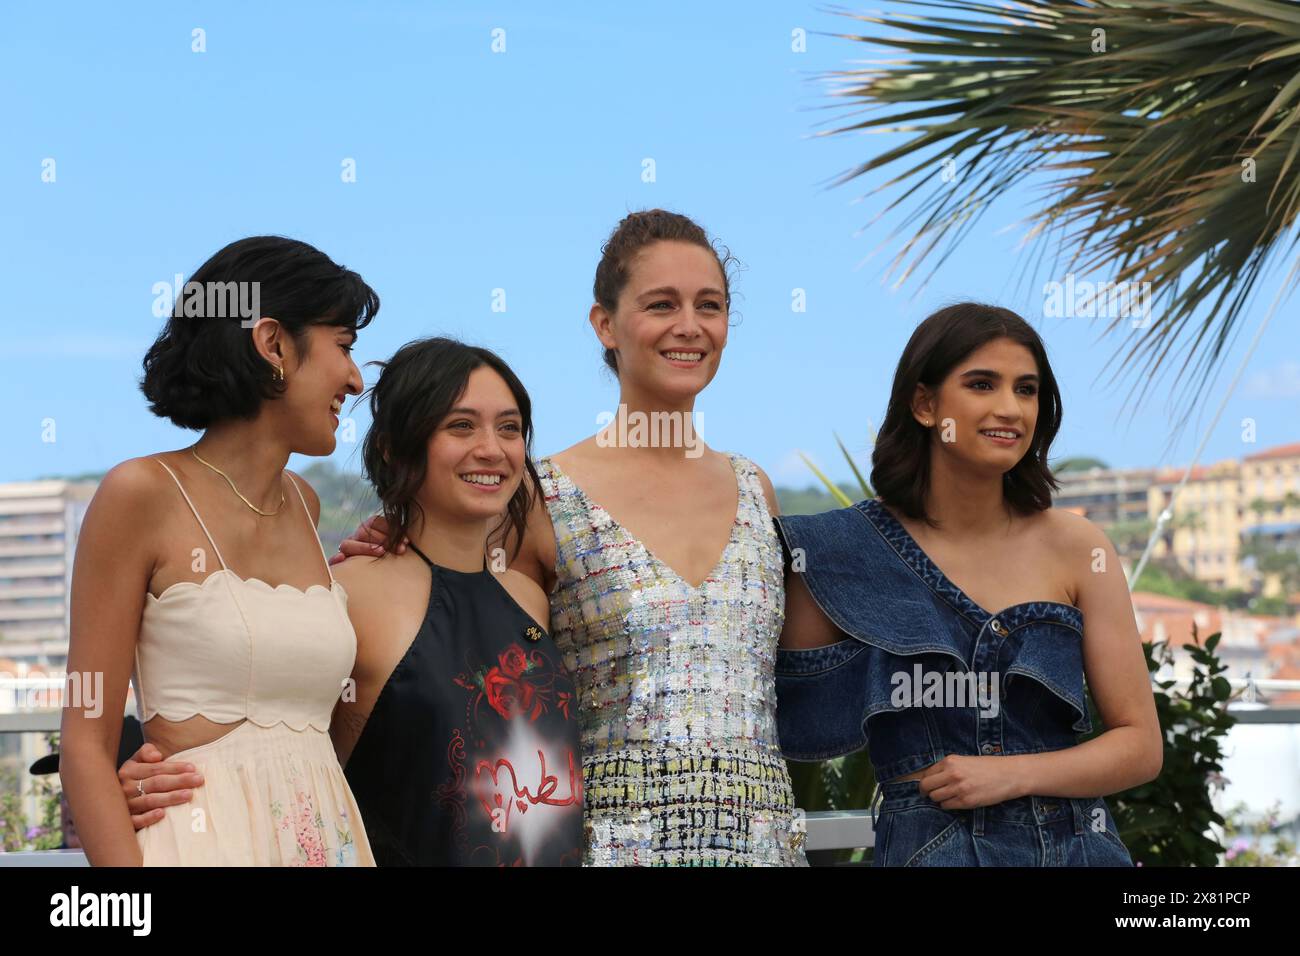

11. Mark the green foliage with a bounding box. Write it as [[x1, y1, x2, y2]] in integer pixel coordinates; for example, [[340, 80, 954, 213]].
[[0, 733, 64, 852], [788, 750, 876, 865], [1132, 560, 1236, 605], [1055, 457, 1110, 474], [296, 461, 379, 554], [776, 484, 863, 516], [1131, 559, 1280, 612], [1086, 630, 1235, 867], [1220, 801, 1299, 866], [1240, 529, 1300, 597]]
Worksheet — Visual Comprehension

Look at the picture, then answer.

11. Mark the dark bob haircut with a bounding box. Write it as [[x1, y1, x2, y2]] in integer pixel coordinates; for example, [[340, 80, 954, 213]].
[[871, 302, 1063, 524], [140, 236, 379, 429], [361, 337, 539, 563]]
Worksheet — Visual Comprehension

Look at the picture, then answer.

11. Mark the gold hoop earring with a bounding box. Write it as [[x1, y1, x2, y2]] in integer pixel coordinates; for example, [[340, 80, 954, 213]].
[[272, 364, 285, 382]]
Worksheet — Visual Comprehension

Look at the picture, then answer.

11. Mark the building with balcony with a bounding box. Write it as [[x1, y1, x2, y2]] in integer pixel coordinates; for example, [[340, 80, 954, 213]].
[[0, 480, 96, 668]]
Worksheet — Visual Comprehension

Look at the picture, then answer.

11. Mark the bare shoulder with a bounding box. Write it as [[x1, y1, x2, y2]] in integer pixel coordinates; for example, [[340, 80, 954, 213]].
[[331, 553, 392, 604], [103, 454, 172, 490], [546, 435, 599, 471], [285, 470, 320, 524], [496, 567, 550, 631], [77, 456, 183, 576], [1040, 508, 1118, 602], [92, 455, 175, 512], [1044, 507, 1112, 553]]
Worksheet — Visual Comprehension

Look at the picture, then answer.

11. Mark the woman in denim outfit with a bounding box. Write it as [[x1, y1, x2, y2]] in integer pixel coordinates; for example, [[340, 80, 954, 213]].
[[776, 303, 1162, 866]]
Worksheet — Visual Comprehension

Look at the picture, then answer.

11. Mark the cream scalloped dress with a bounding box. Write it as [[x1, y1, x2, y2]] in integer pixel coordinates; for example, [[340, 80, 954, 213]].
[[130, 458, 373, 866]]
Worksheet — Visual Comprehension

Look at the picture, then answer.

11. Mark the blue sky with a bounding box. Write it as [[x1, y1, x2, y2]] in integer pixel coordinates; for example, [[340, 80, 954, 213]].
[[3, 1, 1297, 488]]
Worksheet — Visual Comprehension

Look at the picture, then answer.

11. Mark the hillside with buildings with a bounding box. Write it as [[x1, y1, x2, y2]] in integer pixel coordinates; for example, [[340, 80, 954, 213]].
[[3, 442, 1298, 692]]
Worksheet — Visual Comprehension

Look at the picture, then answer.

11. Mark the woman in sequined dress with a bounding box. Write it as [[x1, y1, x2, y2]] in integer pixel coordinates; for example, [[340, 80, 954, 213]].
[[341, 210, 807, 866]]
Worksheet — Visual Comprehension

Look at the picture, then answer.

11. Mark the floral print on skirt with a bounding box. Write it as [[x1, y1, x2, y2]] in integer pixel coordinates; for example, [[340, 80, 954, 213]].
[[137, 719, 373, 866]]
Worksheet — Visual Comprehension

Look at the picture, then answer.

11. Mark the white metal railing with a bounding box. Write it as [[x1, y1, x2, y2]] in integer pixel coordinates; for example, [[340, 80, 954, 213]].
[[4, 696, 1298, 862], [0, 850, 88, 866]]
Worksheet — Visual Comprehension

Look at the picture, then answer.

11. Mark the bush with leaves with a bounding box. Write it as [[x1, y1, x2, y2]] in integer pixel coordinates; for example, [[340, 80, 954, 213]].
[[1089, 629, 1234, 867]]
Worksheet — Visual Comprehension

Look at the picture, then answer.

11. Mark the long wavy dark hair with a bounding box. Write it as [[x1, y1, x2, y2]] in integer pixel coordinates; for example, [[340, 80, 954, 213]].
[[871, 302, 1063, 524], [361, 337, 539, 561]]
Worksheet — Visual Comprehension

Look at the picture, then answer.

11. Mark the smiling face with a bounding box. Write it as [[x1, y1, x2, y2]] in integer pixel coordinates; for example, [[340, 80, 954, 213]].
[[914, 336, 1041, 475], [417, 365, 527, 524], [591, 240, 728, 403], [277, 322, 364, 456]]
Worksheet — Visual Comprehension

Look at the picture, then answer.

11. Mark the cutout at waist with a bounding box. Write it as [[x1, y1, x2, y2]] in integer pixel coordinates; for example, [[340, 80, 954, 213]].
[[143, 714, 250, 761]]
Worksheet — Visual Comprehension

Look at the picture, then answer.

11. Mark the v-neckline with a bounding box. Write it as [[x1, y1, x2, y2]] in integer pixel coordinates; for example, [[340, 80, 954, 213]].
[[545, 453, 744, 591], [861, 497, 1082, 627]]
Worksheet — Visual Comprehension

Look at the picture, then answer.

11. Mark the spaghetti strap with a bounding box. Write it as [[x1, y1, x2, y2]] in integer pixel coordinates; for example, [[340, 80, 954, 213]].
[[152, 458, 229, 571], [407, 541, 436, 569], [286, 473, 335, 580]]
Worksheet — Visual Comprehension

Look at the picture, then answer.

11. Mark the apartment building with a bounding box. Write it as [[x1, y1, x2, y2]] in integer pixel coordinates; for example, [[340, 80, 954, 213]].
[[1052, 466, 1155, 526], [0, 480, 96, 669], [1056, 442, 1300, 596]]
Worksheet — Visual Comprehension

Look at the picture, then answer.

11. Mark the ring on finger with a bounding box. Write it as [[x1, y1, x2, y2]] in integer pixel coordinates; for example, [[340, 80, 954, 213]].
[[137, 779, 146, 798]]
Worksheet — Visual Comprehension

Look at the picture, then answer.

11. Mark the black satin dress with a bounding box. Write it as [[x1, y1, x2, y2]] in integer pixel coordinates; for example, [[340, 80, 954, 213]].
[[344, 544, 584, 866]]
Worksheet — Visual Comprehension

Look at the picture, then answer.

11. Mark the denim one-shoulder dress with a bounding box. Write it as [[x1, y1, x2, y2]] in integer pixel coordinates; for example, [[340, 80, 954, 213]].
[[774, 498, 1134, 867]]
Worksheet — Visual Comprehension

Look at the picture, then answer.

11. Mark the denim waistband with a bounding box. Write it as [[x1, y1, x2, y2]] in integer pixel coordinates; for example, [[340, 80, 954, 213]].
[[871, 779, 1088, 837]]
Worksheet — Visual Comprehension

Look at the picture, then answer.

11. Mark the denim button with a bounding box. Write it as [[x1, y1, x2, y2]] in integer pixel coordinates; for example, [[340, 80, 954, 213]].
[[989, 618, 1006, 635], [981, 743, 995, 754]]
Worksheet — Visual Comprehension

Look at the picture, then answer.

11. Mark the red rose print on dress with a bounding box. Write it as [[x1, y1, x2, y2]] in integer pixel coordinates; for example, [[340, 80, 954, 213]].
[[457, 643, 566, 723], [499, 645, 528, 679]]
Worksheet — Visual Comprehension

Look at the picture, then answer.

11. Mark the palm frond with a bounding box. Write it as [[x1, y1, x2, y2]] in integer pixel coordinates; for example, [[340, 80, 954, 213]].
[[822, 0, 1300, 424], [799, 452, 858, 506]]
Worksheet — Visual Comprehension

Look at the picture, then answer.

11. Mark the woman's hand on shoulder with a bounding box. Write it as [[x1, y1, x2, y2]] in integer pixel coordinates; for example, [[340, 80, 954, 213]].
[[330, 513, 406, 565]]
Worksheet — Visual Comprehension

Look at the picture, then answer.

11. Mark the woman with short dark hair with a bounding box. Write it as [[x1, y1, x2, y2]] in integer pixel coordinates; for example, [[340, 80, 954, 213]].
[[60, 235, 379, 866], [776, 302, 1162, 866]]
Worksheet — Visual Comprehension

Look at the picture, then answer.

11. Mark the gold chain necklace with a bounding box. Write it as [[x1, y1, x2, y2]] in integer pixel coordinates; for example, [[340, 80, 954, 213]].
[[190, 447, 285, 516]]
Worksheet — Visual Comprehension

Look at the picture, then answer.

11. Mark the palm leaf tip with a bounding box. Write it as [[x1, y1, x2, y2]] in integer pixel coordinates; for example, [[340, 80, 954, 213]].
[[824, 0, 1300, 416]]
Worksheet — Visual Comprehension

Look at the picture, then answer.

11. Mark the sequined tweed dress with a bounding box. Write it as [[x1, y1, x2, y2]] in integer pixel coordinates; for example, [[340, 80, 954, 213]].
[[536, 452, 807, 866]]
